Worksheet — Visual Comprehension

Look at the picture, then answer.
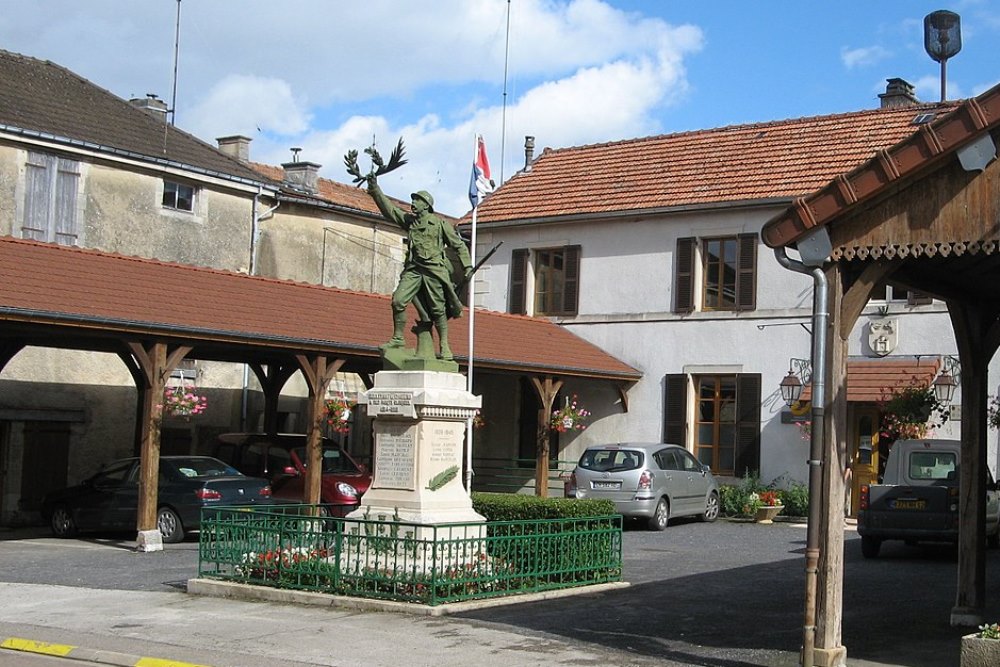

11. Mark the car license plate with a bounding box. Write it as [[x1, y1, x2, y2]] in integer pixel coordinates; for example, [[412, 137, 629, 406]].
[[592, 481, 621, 490], [893, 499, 926, 510]]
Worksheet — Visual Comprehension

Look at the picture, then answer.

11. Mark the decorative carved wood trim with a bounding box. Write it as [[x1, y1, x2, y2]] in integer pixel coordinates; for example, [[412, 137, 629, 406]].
[[833, 240, 1000, 261]]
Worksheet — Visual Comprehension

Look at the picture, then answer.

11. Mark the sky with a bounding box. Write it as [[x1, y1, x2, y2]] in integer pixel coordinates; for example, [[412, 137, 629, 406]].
[[2, 1, 999, 216]]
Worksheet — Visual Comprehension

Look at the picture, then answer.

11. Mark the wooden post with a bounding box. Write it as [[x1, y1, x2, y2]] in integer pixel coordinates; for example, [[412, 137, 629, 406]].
[[249, 362, 297, 435], [948, 300, 1000, 625], [126, 341, 191, 548], [530, 376, 562, 497], [813, 263, 848, 666], [295, 354, 344, 510]]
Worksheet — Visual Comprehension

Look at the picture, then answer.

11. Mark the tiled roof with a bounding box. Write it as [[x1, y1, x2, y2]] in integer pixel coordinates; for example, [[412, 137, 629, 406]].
[[0, 49, 273, 186], [0, 237, 639, 381], [762, 83, 1000, 249], [471, 103, 959, 224], [250, 162, 458, 223], [800, 357, 940, 403]]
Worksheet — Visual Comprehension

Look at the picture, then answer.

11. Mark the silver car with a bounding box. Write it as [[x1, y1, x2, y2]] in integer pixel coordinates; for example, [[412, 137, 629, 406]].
[[565, 443, 720, 530]]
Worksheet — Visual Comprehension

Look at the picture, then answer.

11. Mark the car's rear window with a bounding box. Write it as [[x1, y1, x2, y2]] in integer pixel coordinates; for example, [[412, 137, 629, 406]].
[[579, 448, 644, 472], [292, 446, 361, 474], [908, 451, 957, 481], [168, 458, 241, 478]]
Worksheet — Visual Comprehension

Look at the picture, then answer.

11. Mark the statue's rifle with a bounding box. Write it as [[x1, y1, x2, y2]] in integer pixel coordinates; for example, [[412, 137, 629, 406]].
[[457, 241, 503, 289], [344, 137, 407, 185]]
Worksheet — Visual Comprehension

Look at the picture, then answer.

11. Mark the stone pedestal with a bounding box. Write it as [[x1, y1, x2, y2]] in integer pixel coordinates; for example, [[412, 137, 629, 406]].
[[349, 370, 483, 527]]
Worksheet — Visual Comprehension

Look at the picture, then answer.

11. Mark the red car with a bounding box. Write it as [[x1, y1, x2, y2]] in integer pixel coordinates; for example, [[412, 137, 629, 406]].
[[212, 433, 371, 515]]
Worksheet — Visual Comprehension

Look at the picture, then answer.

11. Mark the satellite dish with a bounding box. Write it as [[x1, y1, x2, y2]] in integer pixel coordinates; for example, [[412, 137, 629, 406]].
[[924, 10, 961, 102]]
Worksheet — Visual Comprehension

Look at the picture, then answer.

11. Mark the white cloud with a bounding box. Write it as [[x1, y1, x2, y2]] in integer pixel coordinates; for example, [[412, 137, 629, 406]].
[[186, 75, 312, 139], [841, 45, 892, 69]]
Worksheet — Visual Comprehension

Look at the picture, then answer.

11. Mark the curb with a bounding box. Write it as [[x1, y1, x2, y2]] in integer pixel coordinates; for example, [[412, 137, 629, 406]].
[[1, 636, 211, 666], [187, 578, 631, 616]]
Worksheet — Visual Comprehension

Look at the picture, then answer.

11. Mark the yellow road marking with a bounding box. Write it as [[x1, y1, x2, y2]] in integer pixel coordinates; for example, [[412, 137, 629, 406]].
[[1, 637, 75, 656], [136, 658, 212, 667]]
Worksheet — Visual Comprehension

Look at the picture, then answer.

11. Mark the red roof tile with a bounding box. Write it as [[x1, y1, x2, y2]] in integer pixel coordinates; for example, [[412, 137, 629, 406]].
[[471, 104, 959, 224], [800, 357, 940, 403], [0, 237, 638, 381]]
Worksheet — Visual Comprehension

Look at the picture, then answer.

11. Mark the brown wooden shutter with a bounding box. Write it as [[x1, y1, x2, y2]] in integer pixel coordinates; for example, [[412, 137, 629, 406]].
[[509, 249, 528, 314], [663, 374, 688, 444], [735, 373, 761, 476], [736, 233, 757, 311], [561, 245, 581, 315], [674, 237, 695, 313], [907, 291, 933, 306]]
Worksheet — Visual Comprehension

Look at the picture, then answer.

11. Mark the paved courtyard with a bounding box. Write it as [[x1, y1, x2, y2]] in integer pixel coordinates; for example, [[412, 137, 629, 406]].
[[0, 519, 998, 666]]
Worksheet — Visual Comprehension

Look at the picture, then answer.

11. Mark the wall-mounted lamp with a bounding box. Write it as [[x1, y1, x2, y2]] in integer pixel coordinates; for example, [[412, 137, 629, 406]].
[[933, 370, 958, 403], [780, 370, 804, 407]]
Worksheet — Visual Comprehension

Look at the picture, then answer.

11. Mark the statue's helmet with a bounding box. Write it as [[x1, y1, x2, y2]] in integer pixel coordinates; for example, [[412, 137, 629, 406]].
[[411, 190, 434, 211]]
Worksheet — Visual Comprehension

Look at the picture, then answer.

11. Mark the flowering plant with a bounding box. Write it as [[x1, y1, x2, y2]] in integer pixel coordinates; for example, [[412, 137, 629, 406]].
[[324, 395, 356, 433], [877, 379, 947, 444], [796, 420, 811, 441], [162, 386, 207, 418], [978, 622, 1000, 640], [472, 410, 486, 429], [758, 490, 781, 507], [550, 395, 590, 433], [988, 396, 1000, 430]]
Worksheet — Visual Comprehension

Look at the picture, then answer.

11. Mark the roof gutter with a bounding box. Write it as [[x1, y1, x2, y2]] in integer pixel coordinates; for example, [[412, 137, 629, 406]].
[[469, 196, 795, 229], [0, 124, 277, 192]]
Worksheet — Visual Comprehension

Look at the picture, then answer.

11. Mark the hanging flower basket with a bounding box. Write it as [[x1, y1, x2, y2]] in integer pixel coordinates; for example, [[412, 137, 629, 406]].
[[550, 395, 590, 433], [162, 385, 208, 418], [324, 395, 356, 434], [877, 378, 947, 445]]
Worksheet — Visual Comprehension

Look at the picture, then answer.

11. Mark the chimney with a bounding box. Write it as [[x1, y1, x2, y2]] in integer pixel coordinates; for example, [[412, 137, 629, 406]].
[[281, 157, 321, 195], [216, 135, 252, 162], [524, 136, 535, 172], [878, 78, 919, 108], [129, 93, 168, 118]]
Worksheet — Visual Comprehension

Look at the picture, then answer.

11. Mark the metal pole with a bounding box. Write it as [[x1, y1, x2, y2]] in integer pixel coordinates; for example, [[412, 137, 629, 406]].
[[941, 60, 947, 103], [465, 149, 479, 491], [775, 247, 828, 667]]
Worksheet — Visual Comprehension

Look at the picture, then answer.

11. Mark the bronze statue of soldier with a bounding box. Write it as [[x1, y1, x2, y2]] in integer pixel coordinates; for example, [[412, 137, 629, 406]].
[[346, 139, 472, 368]]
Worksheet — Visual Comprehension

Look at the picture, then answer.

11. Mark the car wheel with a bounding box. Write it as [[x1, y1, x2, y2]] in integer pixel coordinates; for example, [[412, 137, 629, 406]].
[[861, 536, 881, 559], [50, 506, 78, 538], [647, 498, 669, 531], [157, 507, 185, 544], [700, 491, 720, 523]]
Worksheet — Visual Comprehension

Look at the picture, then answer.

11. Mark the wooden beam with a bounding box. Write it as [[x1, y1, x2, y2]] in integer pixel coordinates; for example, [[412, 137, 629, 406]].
[[840, 262, 894, 340], [249, 361, 298, 435], [529, 376, 562, 497], [295, 354, 345, 509]]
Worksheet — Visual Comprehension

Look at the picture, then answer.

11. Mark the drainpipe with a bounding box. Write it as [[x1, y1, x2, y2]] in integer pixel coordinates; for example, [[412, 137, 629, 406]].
[[775, 245, 828, 667], [241, 189, 279, 430]]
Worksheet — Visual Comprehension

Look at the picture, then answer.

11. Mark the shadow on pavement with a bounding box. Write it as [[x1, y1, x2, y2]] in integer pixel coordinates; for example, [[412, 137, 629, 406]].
[[458, 529, 1000, 667]]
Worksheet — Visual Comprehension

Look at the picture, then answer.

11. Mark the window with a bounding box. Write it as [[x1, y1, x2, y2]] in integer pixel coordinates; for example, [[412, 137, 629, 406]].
[[663, 373, 761, 476], [509, 245, 581, 316], [162, 180, 195, 212], [674, 234, 757, 313], [22, 151, 80, 245]]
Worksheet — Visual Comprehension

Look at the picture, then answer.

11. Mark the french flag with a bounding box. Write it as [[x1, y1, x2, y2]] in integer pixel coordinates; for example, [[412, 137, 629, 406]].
[[468, 134, 494, 208]]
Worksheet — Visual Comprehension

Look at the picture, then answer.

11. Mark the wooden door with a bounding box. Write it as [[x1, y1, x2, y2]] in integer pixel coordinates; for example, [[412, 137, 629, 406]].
[[847, 406, 879, 518]]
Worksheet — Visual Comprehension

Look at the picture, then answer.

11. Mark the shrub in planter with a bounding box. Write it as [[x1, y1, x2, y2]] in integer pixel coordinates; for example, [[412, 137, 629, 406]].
[[778, 482, 809, 517]]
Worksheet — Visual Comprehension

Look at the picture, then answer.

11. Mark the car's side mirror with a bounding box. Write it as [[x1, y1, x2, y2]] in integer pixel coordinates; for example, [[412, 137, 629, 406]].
[[357, 463, 368, 474], [282, 465, 300, 476]]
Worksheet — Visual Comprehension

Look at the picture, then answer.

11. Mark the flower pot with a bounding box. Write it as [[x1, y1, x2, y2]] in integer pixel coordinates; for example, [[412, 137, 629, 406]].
[[755, 505, 784, 524], [961, 634, 1000, 667]]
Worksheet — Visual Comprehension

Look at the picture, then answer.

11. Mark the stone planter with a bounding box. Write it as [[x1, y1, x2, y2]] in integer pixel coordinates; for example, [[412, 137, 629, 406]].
[[755, 505, 784, 524], [961, 634, 1000, 667]]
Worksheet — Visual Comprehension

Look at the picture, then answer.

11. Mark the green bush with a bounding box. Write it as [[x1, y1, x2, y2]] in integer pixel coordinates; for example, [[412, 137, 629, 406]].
[[719, 471, 764, 518], [778, 482, 809, 517], [471, 492, 615, 521]]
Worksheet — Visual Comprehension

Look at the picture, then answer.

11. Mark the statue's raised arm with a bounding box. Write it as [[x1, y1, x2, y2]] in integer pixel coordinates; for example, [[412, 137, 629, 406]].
[[345, 138, 472, 370]]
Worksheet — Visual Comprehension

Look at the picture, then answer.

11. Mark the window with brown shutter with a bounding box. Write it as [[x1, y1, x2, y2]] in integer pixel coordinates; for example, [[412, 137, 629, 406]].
[[736, 233, 757, 311], [663, 374, 688, 444], [532, 245, 581, 316], [509, 249, 528, 314], [674, 237, 695, 313], [689, 372, 761, 476]]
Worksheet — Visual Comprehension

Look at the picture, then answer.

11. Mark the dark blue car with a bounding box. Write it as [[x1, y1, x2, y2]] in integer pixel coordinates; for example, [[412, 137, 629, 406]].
[[41, 455, 273, 543]]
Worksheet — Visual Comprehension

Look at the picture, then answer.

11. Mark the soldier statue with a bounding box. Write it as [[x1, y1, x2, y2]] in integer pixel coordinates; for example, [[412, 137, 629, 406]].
[[346, 139, 472, 366]]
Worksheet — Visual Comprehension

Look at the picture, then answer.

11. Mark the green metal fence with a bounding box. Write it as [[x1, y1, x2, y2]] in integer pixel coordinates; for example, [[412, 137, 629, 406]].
[[198, 505, 622, 606]]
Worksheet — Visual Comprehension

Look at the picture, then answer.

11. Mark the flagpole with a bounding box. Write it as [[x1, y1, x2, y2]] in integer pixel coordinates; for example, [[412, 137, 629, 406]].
[[465, 137, 479, 492]]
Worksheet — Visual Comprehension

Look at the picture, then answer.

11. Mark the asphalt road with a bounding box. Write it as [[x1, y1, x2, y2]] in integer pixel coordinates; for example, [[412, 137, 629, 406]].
[[0, 519, 998, 666]]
